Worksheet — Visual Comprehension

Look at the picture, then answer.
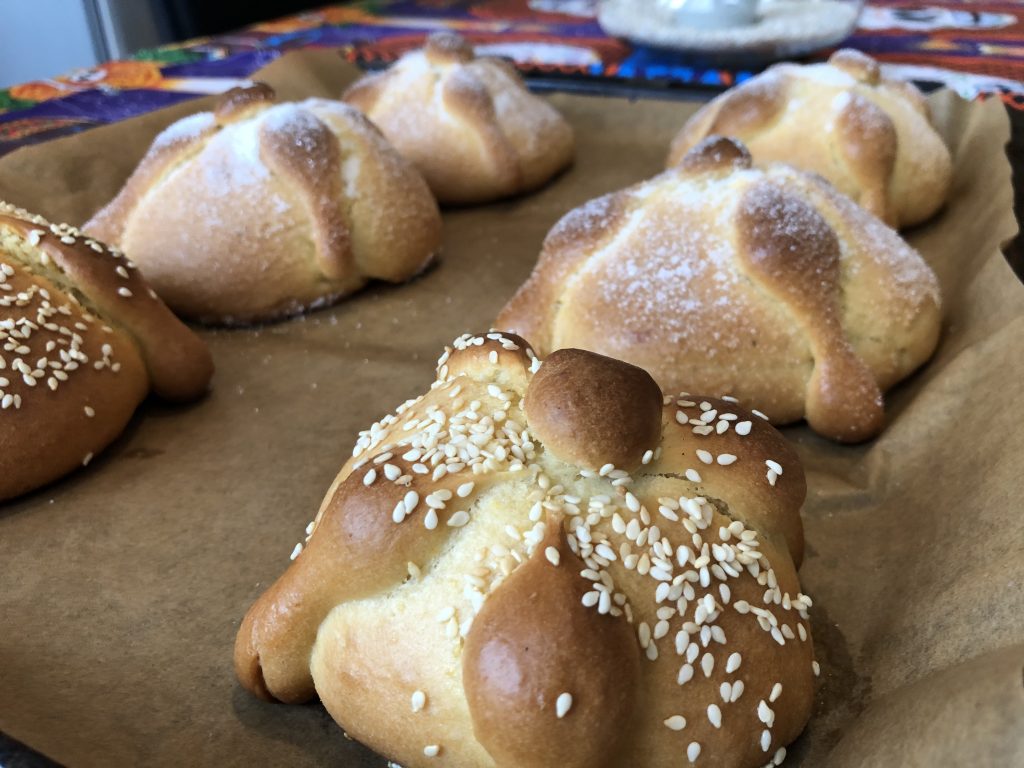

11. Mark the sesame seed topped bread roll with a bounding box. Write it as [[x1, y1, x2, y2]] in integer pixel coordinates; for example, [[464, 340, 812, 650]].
[[497, 137, 942, 443], [343, 32, 575, 205], [667, 49, 953, 229], [235, 332, 816, 768], [0, 202, 212, 501], [84, 83, 442, 324]]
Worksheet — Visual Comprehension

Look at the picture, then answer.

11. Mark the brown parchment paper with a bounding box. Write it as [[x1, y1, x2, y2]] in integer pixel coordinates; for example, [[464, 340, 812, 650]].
[[0, 50, 1022, 767]]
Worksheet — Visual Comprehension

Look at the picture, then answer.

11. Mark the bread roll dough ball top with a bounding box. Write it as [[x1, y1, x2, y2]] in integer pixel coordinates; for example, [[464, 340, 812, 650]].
[[85, 83, 442, 324], [236, 332, 816, 768], [668, 49, 952, 229], [344, 32, 575, 204], [498, 136, 942, 443], [0, 202, 212, 501]]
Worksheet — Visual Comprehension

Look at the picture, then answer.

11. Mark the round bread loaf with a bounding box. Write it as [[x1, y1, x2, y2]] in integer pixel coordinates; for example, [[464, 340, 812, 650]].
[[668, 49, 952, 229], [84, 84, 442, 324], [343, 32, 575, 204], [235, 331, 816, 768], [0, 201, 212, 501], [497, 136, 942, 443]]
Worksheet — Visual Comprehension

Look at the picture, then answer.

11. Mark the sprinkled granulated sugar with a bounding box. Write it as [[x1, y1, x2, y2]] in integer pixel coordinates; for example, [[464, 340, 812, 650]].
[[151, 111, 216, 150], [796, 62, 859, 88], [262, 103, 325, 155], [202, 119, 270, 191], [559, 175, 773, 355]]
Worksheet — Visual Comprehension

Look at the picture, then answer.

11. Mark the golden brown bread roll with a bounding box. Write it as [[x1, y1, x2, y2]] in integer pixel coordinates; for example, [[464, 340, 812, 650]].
[[343, 32, 575, 204], [668, 49, 952, 229], [497, 136, 942, 443], [236, 331, 816, 768], [84, 83, 442, 324], [0, 201, 212, 501]]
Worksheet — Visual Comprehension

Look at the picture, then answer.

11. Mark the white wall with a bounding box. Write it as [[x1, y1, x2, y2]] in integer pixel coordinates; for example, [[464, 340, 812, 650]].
[[0, 0, 101, 88]]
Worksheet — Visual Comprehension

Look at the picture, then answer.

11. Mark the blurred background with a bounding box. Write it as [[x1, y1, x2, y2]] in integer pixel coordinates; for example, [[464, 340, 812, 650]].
[[1, 0, 323, 87]]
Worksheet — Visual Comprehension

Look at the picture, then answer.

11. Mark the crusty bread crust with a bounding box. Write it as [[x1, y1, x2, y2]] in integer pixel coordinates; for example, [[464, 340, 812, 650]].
[[343, 32, 574, 204], [85, 84, 442, 324], [498, 136, 942, 443], [667, 49, 953, 229], [236, 332, 814, 768], [0, 202, 212, 500]]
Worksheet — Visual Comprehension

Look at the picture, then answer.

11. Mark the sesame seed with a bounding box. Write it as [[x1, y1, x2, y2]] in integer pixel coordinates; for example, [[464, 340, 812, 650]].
[[363, 469, 376, 485], [545, 546, 560, 566], [773, 747, 787, 766], [701, 652, 714, 677], [423, 745, 440, 758], [687, 742, 701, 763], [82, 452, 93, 466], [289, 543, 303, 560], [770, 682, 783, 702], [708, 704, 724, 729], [407, 562, 421, 579], [599, 463, 614, 476], [115, 266, 130, 279], [424, 509, 438, 529], [752, 409, 769, 420], [664, 715, 686, 731], [735, 421, 752, 435], [117, 287, 132, 298], [761, 729, 772, 752], [717, 453, 737, 466], [677, 663, 694, 685], [456, 481, 475, 497], [696, 450, 712, 465], [83, 406, 95, 418], [642, 449, 654, 464], [447, 511, 470, 527], [684, 468, 702, 483], [812, 660, 821, 676], [403, 490, 419, 513], [392, 501, 407, 524], [555, 692, 572, 718], [726, 652, 741, 673], [436, 606, 455, 622], [410, 690, 426, 713], [766, 459, 784, 475]]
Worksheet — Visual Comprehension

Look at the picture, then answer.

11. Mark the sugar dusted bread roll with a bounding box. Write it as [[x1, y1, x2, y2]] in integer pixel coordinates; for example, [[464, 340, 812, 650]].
[[668, 49, 952, 228], [236, 331, 816, 768], [0, 202, 212, 501], [498, 137, 942, 443], [85, 84, 442, 324], [343, 32, 574, 204]]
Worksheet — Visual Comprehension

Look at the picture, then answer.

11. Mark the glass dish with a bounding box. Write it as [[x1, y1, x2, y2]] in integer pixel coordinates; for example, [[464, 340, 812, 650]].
[[598, 0, 866, 67]]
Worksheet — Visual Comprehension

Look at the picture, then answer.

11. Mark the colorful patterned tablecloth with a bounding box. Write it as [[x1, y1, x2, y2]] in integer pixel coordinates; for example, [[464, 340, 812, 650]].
[[3, 0, 1024, 156]]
